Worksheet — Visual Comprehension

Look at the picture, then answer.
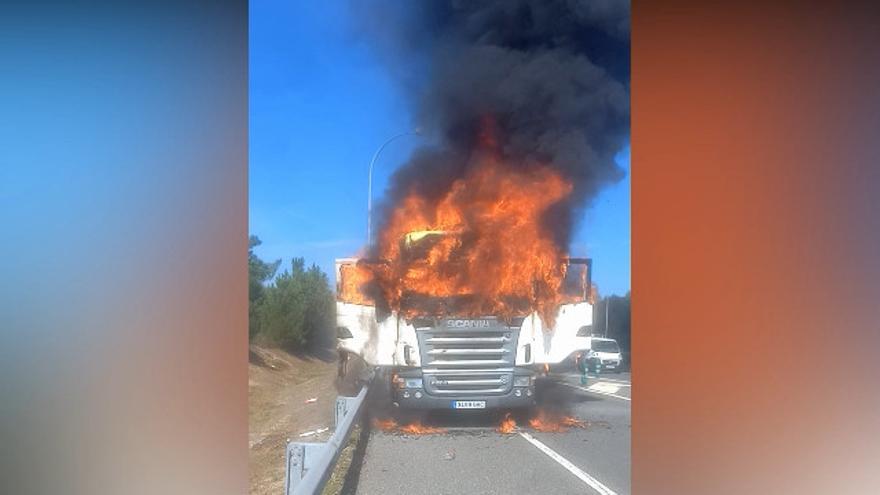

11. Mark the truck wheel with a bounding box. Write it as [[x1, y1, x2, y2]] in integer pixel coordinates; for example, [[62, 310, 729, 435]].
[[336, 351, 365, 396], [337, 351, 349, 378]]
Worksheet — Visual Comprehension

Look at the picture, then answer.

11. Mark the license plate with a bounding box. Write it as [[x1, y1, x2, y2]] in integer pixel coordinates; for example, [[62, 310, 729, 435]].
[[452, 400, 486, 409]]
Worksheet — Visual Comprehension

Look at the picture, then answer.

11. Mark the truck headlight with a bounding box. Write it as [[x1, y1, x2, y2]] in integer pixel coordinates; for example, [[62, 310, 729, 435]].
[[513, 376, 531, 387], [405, 378, 423, 389]]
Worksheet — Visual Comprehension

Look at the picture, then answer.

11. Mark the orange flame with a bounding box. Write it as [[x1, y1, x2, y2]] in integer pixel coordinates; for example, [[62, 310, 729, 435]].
[[372, 418, 446, 435], [398, 421, 446, 435], [528, 409, 589, 432], [372, 418, 398, 431], [372, 158, 574, 326], [338, 262, 374, 305], [338, 121, 596, 327], [560, 416, 588, 429], [497, 412, 517, 434], [528, 417, 562, 432]]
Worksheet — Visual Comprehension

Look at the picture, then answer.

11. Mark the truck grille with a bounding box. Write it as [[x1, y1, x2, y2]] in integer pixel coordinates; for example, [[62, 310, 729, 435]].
[[415, 318, 519, 396]]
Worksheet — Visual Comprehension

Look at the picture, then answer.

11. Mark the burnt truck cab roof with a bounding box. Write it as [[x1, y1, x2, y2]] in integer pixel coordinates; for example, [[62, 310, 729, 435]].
[[394, 230, 593, 319], [335, 229, 593, 311]]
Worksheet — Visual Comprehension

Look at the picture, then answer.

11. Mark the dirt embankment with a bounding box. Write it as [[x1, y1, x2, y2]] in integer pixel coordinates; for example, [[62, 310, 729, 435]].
[[249, 345, 338, 495]]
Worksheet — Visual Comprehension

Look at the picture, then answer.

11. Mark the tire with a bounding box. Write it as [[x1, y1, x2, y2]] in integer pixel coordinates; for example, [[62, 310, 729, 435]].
[[337, 350, 349, 379]]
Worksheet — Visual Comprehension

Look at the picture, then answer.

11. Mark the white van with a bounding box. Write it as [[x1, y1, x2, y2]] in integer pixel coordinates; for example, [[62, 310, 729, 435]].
[[588, 337, 623, 372]]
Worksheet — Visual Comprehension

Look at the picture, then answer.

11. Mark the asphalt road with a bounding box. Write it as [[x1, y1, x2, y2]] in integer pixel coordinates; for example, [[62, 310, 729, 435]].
[[350, 371, 631, 495]]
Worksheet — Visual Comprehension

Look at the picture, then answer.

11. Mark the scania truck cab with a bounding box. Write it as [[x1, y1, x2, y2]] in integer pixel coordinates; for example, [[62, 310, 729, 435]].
[[334, 233, 594, 411]]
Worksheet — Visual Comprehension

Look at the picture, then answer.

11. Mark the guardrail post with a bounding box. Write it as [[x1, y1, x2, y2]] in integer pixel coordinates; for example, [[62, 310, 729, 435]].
[[285, 443, 305, 494], [286, 443, 326, 494], [335, 396, 348, 428], [286, 382, 371, 495]]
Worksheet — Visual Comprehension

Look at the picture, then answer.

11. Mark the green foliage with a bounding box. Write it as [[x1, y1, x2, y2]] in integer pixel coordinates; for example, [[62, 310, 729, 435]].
[[249, 236, 281, 338], [257, 258, 335, 348], [248, 235, 335, 348]]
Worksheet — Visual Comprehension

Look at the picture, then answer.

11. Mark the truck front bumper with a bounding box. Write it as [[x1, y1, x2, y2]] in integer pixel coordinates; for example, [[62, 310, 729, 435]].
[[393, 388, 536, 410], [392, 368, 536, 410]]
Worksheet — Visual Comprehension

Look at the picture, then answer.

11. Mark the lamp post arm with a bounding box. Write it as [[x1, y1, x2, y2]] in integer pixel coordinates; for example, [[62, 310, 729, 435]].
[[366, 131, 419, 246]]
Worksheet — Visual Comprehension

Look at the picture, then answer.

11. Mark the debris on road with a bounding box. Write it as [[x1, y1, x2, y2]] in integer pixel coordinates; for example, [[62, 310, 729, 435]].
[[298, 427, 329, 438], [304, 397, 317, 404], [561, 417, 588, 429], [442, 449, 456, 461]]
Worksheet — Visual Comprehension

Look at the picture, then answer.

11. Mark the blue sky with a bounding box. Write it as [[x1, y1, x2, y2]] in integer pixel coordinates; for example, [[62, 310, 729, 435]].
[[249, 1, 630, 296]]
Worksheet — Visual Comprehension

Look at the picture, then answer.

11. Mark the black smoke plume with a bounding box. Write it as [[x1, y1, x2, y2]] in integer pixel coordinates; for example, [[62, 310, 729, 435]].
[[356, 0, 630, 251]]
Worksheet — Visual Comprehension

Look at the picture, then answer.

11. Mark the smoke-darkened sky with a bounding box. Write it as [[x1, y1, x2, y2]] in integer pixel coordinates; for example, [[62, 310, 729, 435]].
[[358, 1, 630, 250], [250, 1, 630, 295]]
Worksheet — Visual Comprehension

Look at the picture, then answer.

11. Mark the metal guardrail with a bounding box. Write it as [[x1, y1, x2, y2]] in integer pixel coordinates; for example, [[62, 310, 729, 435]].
[[285, 381, 371, 495]]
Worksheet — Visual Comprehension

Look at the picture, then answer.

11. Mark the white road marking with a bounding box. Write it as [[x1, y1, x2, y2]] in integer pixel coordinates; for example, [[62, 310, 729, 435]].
[[518, 431, 618, 495], [561, 382, 631, 401], [594, 377, 631, 385], [588, 382, 622, 394], [563, 373, 631, 385]]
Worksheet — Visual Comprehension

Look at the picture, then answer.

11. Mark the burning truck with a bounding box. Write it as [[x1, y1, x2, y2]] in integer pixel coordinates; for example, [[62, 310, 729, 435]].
[[334, 161, 597, 410], [340, 0, 629, 411]]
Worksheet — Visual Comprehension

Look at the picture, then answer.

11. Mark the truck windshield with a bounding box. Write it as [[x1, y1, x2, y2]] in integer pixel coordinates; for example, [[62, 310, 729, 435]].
[[592, 340, 620, 353]]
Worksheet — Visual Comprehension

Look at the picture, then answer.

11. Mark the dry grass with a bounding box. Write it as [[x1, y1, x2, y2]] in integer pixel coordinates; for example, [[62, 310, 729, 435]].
[[249, 345, 338, 495]]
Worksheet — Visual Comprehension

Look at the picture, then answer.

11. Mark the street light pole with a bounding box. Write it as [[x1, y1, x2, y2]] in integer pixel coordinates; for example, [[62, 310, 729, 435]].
[[366, 130, 419, 246], [605, 297, 610, 337]]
